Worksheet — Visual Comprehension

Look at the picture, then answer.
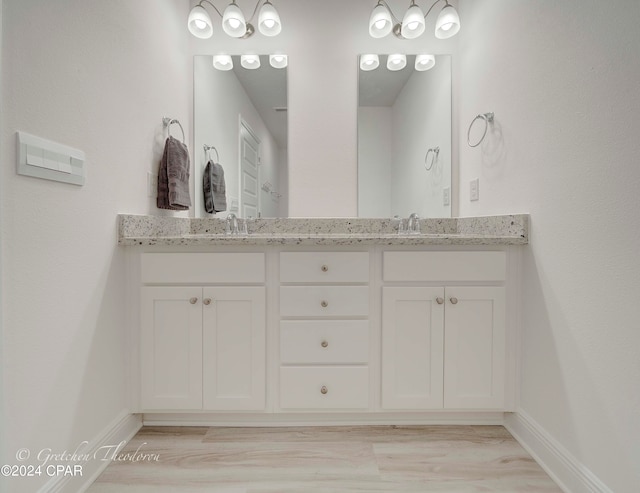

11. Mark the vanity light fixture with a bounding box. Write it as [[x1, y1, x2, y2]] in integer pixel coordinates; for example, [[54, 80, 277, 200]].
[[368, 0, 460, 40], [213, 54, 234, 70], [360, 54, 380, 71], [241, 54, 261, 69], [269, 54, 288, 68], [415, 54, 436, 71], [387, 54, 407, 71], [188, 0, 282, 39]]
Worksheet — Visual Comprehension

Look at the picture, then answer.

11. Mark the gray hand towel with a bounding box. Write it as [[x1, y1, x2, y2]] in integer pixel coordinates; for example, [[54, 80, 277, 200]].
[[157, 136, 191, 210], [203, 160, 227, 213]]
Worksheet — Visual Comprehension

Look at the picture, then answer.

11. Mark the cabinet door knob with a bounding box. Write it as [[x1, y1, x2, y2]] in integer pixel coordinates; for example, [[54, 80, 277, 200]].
[[450, 297, 458, 305], [203, 298, 212, 305], [321, 300, 328, 308], [189, 297, 198, 304], [321, 340, 329, 348], [320, 386, 328, 394], [321, 264, 329, 272], [436, 297, 444, 305]]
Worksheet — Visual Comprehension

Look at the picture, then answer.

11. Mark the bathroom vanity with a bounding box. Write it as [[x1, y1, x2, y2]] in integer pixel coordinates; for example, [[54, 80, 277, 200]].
[[119, 214, 527, 425]]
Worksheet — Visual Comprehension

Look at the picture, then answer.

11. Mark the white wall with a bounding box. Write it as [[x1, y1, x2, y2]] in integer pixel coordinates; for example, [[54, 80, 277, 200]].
[[458, 1, 640, 491], [391, 57, 452, 218], [1, 1, 191, 492], [193, 56, 282, 218], [358, 106, 392, 217], [188, 0, 458, 217]]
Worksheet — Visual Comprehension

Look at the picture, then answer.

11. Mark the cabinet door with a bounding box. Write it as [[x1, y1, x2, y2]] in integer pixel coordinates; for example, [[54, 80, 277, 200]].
[[202, 287, 266, 410], [381, 287, 444, 409], [444, 286, 506, 409], [141, 287, 203, 410]]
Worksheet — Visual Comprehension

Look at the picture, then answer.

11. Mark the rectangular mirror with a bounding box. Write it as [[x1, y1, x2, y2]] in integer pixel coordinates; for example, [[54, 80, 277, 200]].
[[194, 55, 288, 218], [358, 54, 452, 218]]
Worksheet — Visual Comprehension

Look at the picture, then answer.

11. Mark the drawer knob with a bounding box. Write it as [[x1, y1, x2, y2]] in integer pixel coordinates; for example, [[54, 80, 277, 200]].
[[436, 297, 444, 305], [450, 297, 459, 305], [321, 300, 328, 308], [203, 298, 212, 305], [321, 340, 329, 348], [321, 264, 329, 272], [320, 386, 328, 395], [189, 297, 198, 305]]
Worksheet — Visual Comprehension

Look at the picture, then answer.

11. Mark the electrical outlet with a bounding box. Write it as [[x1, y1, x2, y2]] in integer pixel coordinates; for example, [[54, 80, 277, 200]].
[[470, 178, 479, 201], [443, 187, 451, 206], [147, 171, 158, 198]]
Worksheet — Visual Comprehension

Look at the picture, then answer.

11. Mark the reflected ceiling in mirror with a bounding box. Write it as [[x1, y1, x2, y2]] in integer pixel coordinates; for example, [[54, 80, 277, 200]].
[[358, 54, 452, 219], [194, 55, 288, 219]]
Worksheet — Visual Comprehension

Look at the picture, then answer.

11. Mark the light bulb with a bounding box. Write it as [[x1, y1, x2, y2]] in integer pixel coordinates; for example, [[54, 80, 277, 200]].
[[213, 55, 234, 71], [241, 55, 261, 69], [228, 18, 241, 29], [187, 5, 213, 39], [194, 19, 206, 30], [269, 54, 288, 68], [360, 54, 380, 71], [223, 2, 247, 38], [401, 3, 425, 39], [435, 4, 460, 39], [259, 1, 282, 36], [387, 54, 407, 71], [415, 54, 435, 71], [369, 3, 393, 38]]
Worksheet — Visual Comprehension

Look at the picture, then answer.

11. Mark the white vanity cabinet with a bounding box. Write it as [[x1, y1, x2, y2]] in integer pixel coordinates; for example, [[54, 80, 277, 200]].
[[381, 251, 507, 411], [140, 253, 266, 412], [278, 252, 371, 410]]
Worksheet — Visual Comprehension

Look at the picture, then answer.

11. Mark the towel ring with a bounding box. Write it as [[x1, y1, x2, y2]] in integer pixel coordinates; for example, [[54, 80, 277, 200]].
[[424, 147, 440, 171], [467, 112, 494, 148], [204, 145, 219, 163], [162, 117, 185, 144]]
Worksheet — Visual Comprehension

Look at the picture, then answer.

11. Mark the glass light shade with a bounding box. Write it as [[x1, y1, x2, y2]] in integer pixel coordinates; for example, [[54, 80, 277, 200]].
[[369, 4, 393, 38], [213, 55, 234, 71], [401, 4, 425, 39], [435, 4, 460, 39], [415, 54, 436, 71], [258, 1, 282, 36], [241, 54, 261, 69], [387, 54, 407, 71], [360, 54, 380, 71], [222, 2, 247, 38], [187, 5, 213, 39], [269, 54, 288, 68]]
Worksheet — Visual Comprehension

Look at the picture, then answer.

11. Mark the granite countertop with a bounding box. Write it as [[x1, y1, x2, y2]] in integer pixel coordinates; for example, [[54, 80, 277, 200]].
[[117, 214, 529, 246]]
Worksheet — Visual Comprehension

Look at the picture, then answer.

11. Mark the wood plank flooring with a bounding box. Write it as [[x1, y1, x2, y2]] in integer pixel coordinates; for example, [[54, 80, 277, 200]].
[[88, 425, 561, 492]]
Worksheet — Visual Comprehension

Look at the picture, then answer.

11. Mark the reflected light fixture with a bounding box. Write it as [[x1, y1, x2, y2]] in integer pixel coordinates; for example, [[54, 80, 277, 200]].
[[269, 54, 288, 68], [360, 54, 380, 71], [213, 54, 233, 70], [241, 54, 261, 69], [415, 54, 436, 71], [387, 54, 407, 71], [368, 0, 460, 40], [188, 0, 282, 39]]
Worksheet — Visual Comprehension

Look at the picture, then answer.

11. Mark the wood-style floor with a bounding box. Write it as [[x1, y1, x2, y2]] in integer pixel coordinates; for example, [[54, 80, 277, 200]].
[[88, 425, 561, 492]]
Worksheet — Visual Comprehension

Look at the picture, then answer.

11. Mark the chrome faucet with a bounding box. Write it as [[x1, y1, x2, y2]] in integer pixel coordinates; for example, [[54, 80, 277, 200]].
[[225, 213, 239, 235], [407, 213, 421, 234]]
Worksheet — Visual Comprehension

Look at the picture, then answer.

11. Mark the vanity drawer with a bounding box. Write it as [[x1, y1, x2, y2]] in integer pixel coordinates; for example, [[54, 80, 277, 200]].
[[141, 253, 265, 284], [280, 320, 369, 364], [280, 367, 369, 409], [280, 286, 369, 317], [280, 252, 369, 283], [383, 251, 506, 282]]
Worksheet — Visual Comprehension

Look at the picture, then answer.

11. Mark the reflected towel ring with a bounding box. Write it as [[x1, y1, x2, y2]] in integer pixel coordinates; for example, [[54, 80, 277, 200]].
[[424, 146, 440, 171], [204, 144, 219, 163], [162, 117, 185, 144], [467, 112, 494, 147]]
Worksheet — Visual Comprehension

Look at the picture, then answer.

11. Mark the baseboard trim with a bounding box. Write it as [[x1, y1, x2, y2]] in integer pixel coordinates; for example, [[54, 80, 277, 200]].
[[504, 411, 612, 493], [38, 412, 142, 493], [142, 411, 505, 427]]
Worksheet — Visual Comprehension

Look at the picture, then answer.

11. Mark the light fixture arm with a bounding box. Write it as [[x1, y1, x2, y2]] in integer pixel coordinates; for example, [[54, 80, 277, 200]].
[[197, 0, 223, 19], [374, 0, 403, 26], [423, 0, 450, 20]]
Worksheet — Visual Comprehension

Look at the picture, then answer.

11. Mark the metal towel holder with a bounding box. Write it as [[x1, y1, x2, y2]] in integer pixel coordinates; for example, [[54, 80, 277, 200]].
[[424, 146, 440, 171], [204, 144, 220, 163], [467, 112, 494, 147], [162, 117, 185, 144]]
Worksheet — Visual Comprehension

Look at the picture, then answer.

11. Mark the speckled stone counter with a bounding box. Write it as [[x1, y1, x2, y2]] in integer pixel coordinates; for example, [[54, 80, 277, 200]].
[[118, 214, 528, 246]]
